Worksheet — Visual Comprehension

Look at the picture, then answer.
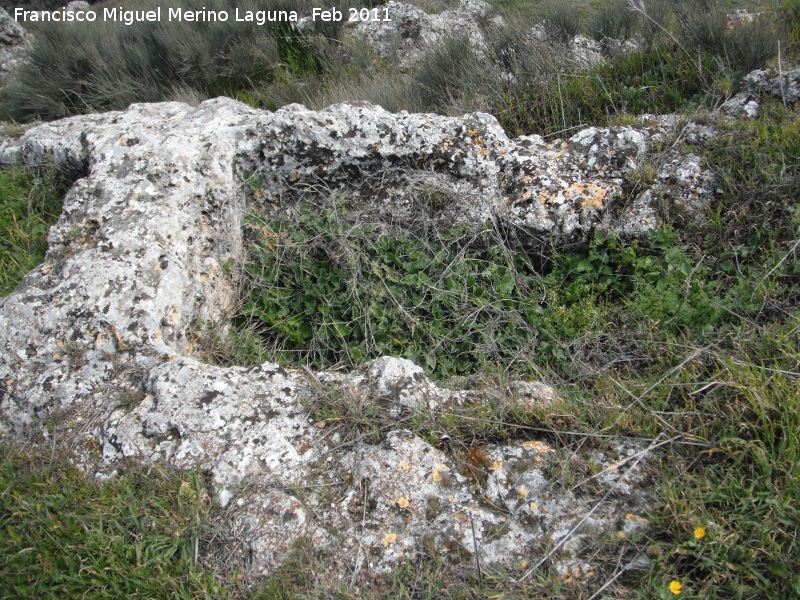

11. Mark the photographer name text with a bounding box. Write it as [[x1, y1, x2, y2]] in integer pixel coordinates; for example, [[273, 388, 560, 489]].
[[13, 6, 391, 26]]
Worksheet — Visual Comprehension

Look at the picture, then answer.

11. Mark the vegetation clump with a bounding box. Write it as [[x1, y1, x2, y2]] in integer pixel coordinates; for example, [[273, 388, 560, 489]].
[[2, 0, 370, 121], [0, 166, 70, 296], [237, 201, 543, 376], [0, 445, 225, 599], [1, 0, 790, 131], [588, 0, 640, 44]]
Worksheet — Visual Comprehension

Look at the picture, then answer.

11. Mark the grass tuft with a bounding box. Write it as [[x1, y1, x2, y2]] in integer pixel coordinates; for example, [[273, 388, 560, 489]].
[[589, 0, 641, 44], [539, 0, 582, 45], [0, 443, 226, 599], [2, 0, 369, 121]]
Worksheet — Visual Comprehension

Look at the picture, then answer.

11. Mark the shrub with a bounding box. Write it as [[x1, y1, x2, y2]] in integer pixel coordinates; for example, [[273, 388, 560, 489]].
[[629, 0, 675, 50], [723, 14, 781, 73], [671, 0, 779, 73], [409, 34, 496, 114], [2, 0, 367, 121], [670, 0, 727, 52], [298, 70, 416, 113], [539, 0, 581, 45], [588, 0, 640, 43], [242, 31, 394, 112], [483, 18, 571, 79]]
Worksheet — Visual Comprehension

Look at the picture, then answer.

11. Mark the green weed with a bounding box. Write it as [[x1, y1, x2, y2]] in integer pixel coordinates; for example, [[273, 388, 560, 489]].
[[236, 198, 546, 377], [634, 329, 800, 598], [784, 0, 800, 43]]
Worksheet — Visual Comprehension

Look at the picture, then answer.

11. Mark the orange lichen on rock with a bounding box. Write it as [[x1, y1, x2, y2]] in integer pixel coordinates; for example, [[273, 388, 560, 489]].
[[573, 182, 607, 208], [535, 181, 608, 208]]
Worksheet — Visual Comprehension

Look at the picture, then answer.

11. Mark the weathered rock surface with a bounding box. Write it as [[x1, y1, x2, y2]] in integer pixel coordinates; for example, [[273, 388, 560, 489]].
[[0, 7, 23, 44], [356, 0, 635, 71], [66, 1, 90, 12], [354, 0, 501, 67], [0, 98, 706, 579], [240, 103, 715, 238], [720, 67, 800, 118], [0, 7, 27, 86]]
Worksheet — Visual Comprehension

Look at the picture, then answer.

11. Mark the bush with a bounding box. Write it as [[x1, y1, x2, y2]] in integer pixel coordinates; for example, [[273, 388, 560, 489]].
[[672, 0, 779, 73], [539, 0, 581, 45], [724, 14, 782, 73], [494, 43, 708, 137], [623, 0, 674, 51], [297, 69, 416, 113], [2, 0, 367, 121], [588, 0, 640, 43], [483, 18, 571, 79], [670, 0, 727, 52], [409, 34, 496, 114]]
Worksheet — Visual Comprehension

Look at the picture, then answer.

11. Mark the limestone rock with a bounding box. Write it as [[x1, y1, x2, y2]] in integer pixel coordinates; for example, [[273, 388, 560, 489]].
[[720, 67, 800, 118], [0, 7, 24, 45], [66, 1, 90, 11], [570, 34, 604, 67], [0, 7, 28, 86], [727, 8, 755, 26], [746, 67, 800, 104], [720, 92, 761, 118], [354, 0, 500, 67], [1, 98, 701, 579]]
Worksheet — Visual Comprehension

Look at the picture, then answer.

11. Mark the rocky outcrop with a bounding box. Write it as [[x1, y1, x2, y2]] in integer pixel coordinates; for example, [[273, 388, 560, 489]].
[[720, 67, 800, 118], [237, 103, 715, 239], [66, 1, 91, 11], [0, 98, 713, 578], [0, 7, 27, 87], [354, 0, 501, 67], [356, 0, 636, 71]]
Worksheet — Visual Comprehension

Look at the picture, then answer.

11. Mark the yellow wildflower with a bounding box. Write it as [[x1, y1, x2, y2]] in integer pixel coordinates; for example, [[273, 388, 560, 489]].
[[669, 580, 682, 595], [694, 526, 706, 539]]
